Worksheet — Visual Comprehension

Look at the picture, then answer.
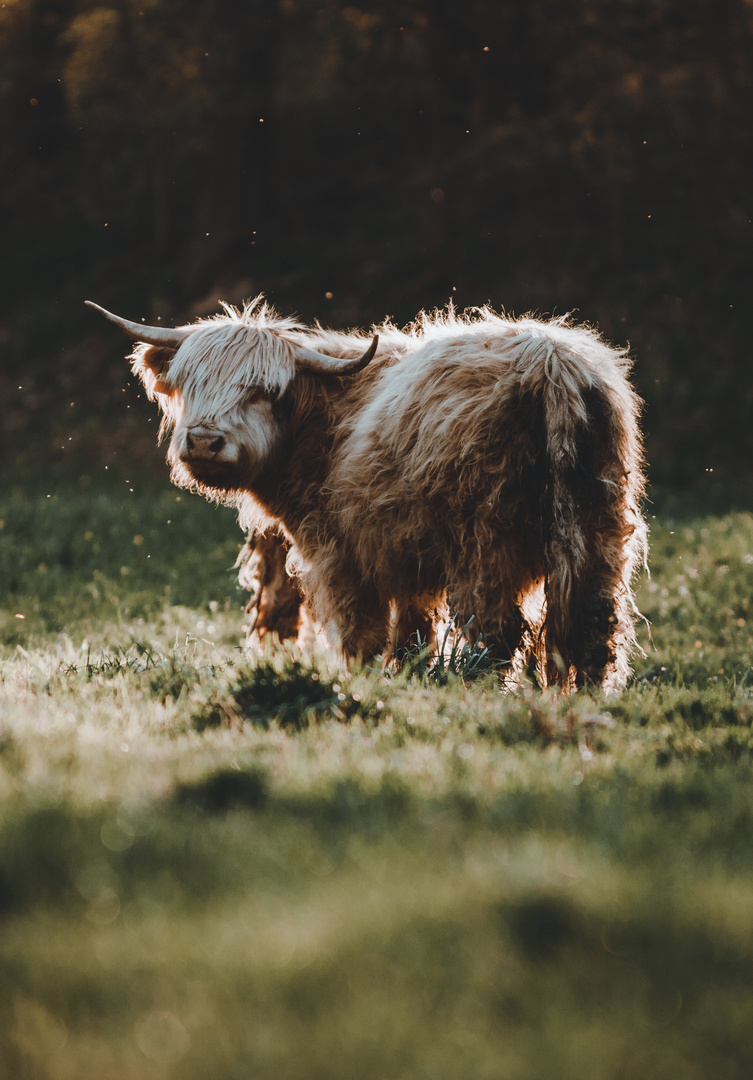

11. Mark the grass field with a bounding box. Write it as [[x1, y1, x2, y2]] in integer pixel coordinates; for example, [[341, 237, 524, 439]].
[[2, 477, 753, 1079]]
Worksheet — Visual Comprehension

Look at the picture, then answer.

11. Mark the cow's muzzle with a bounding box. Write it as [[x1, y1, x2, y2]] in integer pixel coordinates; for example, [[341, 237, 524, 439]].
[[181, 428, 227, 461]]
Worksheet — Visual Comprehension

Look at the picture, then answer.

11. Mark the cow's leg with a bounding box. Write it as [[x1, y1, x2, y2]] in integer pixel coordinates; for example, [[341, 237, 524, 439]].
[[551, 506, 640, 692], [338, 594, 392, 662], [448, 542, 532, 673], [319, 575, 391, 663], [456, 602, 527, 672], [568, 547, 635, 692], [239, 532, 303, 644], [570, 577, 618, 689], [391, 592, 443, 660]]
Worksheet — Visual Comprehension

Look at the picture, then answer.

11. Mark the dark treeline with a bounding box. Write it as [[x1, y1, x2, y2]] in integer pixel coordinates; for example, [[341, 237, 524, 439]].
[[2, 0, 752, 489]]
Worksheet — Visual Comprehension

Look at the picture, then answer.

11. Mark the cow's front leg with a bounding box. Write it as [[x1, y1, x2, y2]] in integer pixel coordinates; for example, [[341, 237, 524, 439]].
[[317, 576, 391, 663], [238, 532, 304, 644]]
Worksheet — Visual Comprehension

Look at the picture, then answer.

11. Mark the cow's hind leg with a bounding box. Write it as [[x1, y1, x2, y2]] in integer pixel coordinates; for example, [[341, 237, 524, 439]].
[[569, 555, 633, 691], [473, 605, 527, 673], [548, 509, 641, 692], [451, 584, 528, 676]]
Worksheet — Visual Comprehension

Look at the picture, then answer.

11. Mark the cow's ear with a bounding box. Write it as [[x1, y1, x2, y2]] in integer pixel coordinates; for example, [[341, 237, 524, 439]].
[[140, 345, 175, 378]]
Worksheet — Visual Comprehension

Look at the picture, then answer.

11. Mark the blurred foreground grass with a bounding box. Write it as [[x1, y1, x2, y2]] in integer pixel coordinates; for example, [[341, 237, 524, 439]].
[[2, 479, 753, 1078]]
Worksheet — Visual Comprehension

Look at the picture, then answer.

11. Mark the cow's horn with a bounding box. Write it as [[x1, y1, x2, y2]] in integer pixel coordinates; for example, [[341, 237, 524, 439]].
[[85, 301, 194, 348], [295, 334, 379, 375]]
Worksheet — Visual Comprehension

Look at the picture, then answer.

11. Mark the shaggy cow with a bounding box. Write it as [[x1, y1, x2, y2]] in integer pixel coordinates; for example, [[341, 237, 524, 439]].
[[87, 297, 647, 690]]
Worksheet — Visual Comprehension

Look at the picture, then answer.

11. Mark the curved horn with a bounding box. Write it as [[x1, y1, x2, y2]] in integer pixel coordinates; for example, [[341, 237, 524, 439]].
[[85, 300, 194, 348], [295, 334, 379, 376]]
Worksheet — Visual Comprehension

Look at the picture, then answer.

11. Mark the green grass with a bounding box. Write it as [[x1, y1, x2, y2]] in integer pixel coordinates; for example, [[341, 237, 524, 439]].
[[2, 478, 753, 1079]]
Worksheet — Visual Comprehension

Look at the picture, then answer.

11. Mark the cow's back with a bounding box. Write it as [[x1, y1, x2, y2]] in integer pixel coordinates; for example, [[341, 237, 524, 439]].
[[326, 325, 550, 593]]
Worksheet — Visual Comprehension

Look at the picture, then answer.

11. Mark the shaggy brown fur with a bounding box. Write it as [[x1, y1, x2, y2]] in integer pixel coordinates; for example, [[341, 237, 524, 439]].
[[101, 298, 647, 691], [237, 531, 304, 644]]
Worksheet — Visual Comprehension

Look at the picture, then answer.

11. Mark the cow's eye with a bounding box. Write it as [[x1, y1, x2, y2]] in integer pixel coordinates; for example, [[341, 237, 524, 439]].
[[243, 388, 264, 407]]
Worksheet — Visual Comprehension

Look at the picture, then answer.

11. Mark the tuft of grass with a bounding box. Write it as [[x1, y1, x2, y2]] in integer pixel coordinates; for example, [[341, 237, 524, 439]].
[[400, 614, 496, 685], [192, 655, 378, 731]]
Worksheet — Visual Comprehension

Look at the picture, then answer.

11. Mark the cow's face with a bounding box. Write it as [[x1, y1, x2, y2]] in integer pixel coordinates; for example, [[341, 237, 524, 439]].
[[85, 298, 378, 496], [169, 394, 280, 491], [135, 324, 297, 492]]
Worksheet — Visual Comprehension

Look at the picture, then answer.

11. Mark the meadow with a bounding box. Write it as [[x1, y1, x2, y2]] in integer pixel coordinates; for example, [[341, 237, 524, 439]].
[[2, 476, 753, 1079]]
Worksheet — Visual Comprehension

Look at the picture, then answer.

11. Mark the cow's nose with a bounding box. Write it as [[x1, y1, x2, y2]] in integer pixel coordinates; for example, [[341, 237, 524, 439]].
[[184, 429, 226, 459]]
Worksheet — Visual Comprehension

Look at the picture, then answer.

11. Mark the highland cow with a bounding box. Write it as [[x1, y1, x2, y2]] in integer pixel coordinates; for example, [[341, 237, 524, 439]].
[[87, 297, 647, 690]]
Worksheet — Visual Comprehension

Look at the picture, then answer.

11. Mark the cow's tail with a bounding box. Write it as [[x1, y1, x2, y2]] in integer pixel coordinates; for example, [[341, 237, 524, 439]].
[[514, 325, 646, 688]]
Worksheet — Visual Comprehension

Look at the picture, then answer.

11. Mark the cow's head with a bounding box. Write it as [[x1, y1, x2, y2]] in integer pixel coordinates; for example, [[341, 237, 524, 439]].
[[86, 299, 377, 496]]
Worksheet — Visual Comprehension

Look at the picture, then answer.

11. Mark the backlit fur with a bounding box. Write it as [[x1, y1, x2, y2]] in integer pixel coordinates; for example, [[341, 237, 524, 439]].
[[130, 297, 647, 691], [237, 530, 306, 645]]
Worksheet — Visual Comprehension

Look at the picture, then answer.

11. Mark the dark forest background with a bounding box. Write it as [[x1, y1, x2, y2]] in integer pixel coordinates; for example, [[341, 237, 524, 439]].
[[2, 0, 752, 493]]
